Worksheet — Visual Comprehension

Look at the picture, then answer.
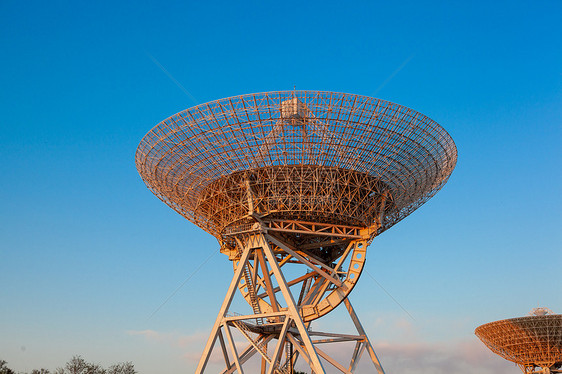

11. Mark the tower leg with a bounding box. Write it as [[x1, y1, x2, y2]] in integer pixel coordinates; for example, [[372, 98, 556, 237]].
[[344, 298, 385, 374], [195, 245, 253, 373], [260, 345, 266, 374], [260, 235, 326, 374]]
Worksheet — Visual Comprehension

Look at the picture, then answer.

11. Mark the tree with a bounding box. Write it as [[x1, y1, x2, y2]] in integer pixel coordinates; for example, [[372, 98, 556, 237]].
[[0, 356, 135, 374], [55, 357, 135, 374], [57, 356, 105, 374], [62, 356, 87, 374], [0, 360, 15, 374], [107, 362, 135, 374]]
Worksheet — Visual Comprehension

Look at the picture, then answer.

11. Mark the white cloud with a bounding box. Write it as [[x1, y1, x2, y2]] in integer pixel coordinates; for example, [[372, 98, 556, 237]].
[[126, 328, 250, 369], [316, 338, 517, 374], [126, 329, 162, 340]]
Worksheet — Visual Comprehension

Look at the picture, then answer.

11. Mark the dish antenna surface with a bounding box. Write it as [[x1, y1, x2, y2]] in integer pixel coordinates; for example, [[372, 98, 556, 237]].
[[136, 90, 457, 373], [476, 309, 562, 374]]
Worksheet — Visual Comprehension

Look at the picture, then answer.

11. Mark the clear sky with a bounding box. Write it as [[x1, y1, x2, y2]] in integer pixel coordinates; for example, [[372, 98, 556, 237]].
[[1, 1, 560, 373]]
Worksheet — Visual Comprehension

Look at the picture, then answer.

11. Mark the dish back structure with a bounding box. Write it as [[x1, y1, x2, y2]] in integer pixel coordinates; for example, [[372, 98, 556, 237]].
[[136, 91, 457, 374], [476, 313, 562, 373]]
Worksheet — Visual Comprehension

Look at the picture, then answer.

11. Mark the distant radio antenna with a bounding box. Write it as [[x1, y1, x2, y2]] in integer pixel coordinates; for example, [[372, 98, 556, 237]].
[[476, 308, 562, 373]]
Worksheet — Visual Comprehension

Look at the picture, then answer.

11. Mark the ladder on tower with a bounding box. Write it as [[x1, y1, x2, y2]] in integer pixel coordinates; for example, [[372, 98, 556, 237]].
[[242, 264, 263, 325]]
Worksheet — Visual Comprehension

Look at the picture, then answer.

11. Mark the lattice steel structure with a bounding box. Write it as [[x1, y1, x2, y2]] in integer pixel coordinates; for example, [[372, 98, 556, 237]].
[[476, 310, 562, 374], [136, 90, 457, 373]]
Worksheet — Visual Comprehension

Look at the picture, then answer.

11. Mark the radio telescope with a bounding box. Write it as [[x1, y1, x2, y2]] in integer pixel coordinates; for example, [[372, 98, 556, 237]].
[[476, 308, 562, 374], [136, 91, 457, 373]]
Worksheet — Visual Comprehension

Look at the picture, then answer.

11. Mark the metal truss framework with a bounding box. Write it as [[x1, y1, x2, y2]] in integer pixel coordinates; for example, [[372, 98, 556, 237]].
[[476, 315, 562, 373], [136, 91, 457, 242], [196, 232, 385, 374]]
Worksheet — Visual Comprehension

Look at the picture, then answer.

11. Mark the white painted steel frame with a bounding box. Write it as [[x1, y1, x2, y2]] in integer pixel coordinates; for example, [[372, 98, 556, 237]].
[[195, 233, 385, 374]]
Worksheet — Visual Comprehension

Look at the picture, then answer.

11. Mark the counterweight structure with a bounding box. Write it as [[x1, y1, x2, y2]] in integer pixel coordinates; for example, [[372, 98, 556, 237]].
[[136, 91, 457, 373], [476, 308, 562, 374]]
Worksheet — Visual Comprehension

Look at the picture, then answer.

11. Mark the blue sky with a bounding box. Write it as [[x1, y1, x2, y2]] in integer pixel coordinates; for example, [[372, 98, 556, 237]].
[[1, 1, 560, 373]]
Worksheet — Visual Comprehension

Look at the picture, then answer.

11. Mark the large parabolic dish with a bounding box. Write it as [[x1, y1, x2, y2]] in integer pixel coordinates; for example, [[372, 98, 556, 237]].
[[136, 90, 458, 373], [476, 311, 562, 373], [136, 91, 457, 242]]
